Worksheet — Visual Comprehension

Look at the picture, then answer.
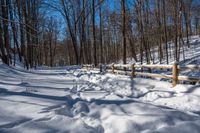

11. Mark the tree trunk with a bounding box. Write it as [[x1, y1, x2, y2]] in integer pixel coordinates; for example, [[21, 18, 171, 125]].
[[121, 0, 126, 65]]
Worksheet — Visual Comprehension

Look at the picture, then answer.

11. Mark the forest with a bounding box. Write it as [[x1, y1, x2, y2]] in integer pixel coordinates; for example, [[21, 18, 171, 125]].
[[0, 0, 200, 68]]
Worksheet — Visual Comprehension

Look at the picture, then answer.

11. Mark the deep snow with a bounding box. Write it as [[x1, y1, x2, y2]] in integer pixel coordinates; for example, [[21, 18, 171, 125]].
[[0, 63, 200, 133], [0, 35, 200, 133]]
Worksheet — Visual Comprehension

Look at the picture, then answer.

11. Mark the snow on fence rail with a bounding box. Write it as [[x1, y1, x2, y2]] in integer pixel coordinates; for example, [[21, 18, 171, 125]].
[[83, 63, 200, 87], [82, 64, 95, 70]]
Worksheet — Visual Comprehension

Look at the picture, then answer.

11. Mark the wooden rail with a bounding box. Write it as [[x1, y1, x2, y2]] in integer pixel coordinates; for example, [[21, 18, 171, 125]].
[[110, 63, 199, 87], [82, 64, 95, 70], [82, 63, 200, 87]]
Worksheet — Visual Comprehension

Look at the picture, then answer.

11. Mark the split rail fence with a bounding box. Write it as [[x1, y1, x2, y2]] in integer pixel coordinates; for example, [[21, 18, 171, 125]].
[[83, 63, 200, 87]]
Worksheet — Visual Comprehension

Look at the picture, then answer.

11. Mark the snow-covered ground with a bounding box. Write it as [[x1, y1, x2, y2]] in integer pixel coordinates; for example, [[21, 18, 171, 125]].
[[116, 35, 200, 83], [0, 36, 200, 133], [0, 63, 200, 133], [119, 35, 200, 66]]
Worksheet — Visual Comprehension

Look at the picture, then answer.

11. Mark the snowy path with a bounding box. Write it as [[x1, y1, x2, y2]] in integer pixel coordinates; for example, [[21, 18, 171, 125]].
[[0, 64, 200, 133]]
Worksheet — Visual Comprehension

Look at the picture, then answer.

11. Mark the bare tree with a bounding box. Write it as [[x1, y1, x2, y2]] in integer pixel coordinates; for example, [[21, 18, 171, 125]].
[[121, 0, 126, 65]]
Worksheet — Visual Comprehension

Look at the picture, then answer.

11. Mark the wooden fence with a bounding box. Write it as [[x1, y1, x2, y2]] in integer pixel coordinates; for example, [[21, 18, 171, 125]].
[[83, 63, 200, 87]]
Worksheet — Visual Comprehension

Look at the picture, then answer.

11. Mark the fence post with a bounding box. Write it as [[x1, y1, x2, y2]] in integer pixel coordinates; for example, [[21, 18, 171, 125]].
[[172, 62, 178, 87], [131, 63, 135, 78], [112, 64, 115, 74], [85, 65, 88, 71], [100, 64, 102, 73]]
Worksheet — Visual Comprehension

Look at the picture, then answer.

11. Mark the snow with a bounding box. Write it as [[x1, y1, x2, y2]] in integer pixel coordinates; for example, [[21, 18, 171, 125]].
[[0, 36, 200, 133], [118, 35, 200, 66], [0, 62, 200, 133]]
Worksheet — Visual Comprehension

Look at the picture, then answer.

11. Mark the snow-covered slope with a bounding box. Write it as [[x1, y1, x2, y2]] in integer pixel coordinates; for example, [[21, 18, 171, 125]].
[[115, 35, 200, 83], [118, 35, 200, 65], [0, 62, 200, 133]]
